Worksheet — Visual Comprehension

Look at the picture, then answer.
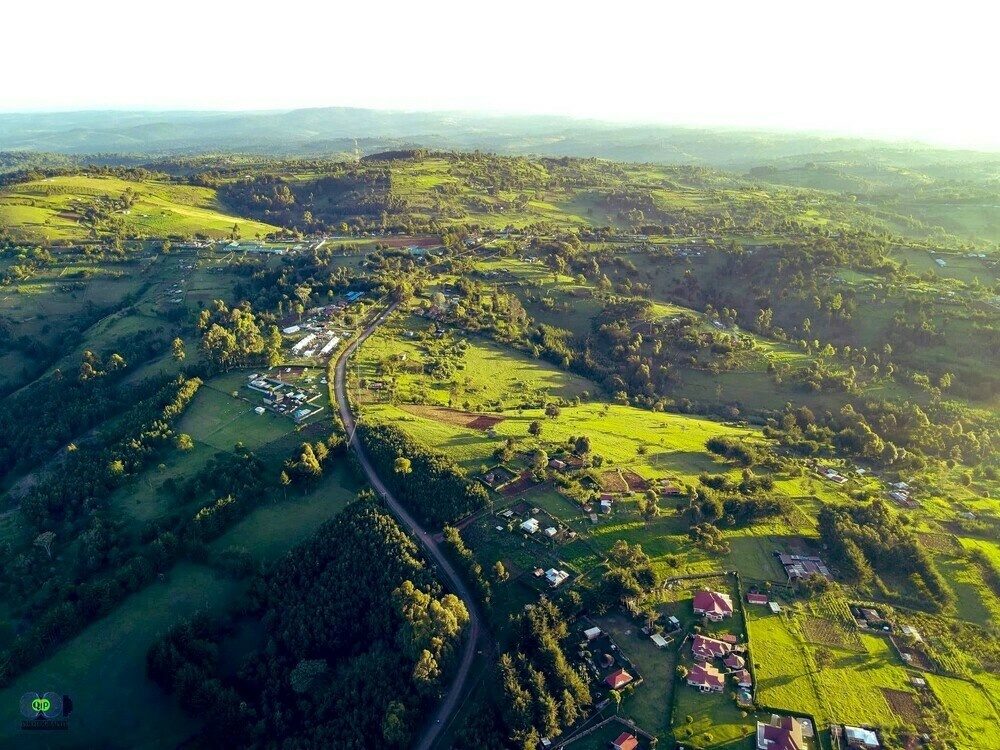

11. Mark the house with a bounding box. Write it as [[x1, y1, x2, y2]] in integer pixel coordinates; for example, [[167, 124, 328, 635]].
[[599, 493, 613, 502], [844, 726, 880, 749], [583, 626, 602, 641], [253, 406, 266, 415], [892, 482, 910, 490], [545, 569, 569, 588], [768, 602, 782, 614], [756, 715, 804, 750], [724, 653, 746, 669], [521, 518, 540, 534], [605, 668, 634, 689], [650, 633, 670, 649], [687, 663, 725, 692], [734, 668, 753, 687], [600, 500, 613, 514], [544, 526, 558, 538], [660, 482, 681, 496], [612, 732, 639, 750], [691, 634, 732, 661], [692, 590, 734, 621], [548, 458, 566, 470], [747, 592, 769, 605]]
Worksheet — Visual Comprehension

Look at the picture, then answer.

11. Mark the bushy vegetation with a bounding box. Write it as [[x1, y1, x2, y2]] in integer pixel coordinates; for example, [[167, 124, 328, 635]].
[[358, 421, 489, 525]]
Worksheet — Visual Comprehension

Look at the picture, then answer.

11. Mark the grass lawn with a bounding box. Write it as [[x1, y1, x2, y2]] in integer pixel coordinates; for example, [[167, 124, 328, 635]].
[[591, 612, 677, 739], [814, 634, 912, 729], [745, 607, 826, 722], [671, 682, 756, 747], [175, 379, 292, 453], [209, 463, 360, 562], [0, 562, 242, 749], [926, 674, 1000, 748]]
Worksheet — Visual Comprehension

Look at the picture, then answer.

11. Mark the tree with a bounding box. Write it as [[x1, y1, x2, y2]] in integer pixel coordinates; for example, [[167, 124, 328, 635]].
[[175, 434, 194, 451], [528, 421, 542, 437], [545, 404, 562, 419], [394, 457, 412, 475], [34, 531, 56, 559], [289, 658, 328, 693], [609, 689, 622, 715], [493, 560, 509, 583], [171, 338, 185, 362], [532, 449, 549, 473], [574, 435, 591, 455]]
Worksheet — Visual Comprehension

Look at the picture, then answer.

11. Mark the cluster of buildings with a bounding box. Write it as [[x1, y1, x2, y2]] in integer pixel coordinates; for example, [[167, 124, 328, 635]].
[[246, 374, 323, 423], [687, 633, 751, 694]]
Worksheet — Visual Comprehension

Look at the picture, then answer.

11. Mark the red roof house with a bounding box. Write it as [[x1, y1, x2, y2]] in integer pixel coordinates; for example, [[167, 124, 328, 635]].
[[747, 592, 769, 605], [756, 715, 804, 750], [693, 589, 734, 621], [734, 668, 753, 687], [724, 653, 746, 669], [687, 663, 725, 692], [691, 634, 732, 661], [605, 668, 634, 690], [612, 732, 639, 750]]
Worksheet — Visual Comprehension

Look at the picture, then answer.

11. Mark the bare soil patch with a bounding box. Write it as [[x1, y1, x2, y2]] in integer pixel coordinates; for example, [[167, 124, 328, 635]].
[[399, 404, 504, 431], [620, 469, 650, 492], [599, 470, 628, 493], [882, 688, 922, 723]]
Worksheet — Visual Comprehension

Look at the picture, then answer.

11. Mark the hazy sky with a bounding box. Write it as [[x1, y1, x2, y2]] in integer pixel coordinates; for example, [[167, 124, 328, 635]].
[[5, 0, 997, 149]]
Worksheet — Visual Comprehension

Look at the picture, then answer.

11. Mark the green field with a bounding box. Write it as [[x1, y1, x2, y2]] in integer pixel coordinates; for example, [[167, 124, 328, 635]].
[[746, 607, 826, 721], [0, 563, 241, 749], [0, 174, 279, 241], [926, 675, 1000, 748], [209, 463, 360, 562]]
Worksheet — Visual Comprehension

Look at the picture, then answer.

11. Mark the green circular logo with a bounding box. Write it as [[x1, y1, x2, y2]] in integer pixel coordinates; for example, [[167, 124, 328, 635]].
[[32, 698, 50, 713]]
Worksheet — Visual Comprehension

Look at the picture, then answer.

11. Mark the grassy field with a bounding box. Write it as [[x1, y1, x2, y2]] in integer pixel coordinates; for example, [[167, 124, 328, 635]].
[[745, 607, 826, 722], [353, 312, 593, 408], [0, 562, 241, 749], [209, 463, 360, 562], [0, 174, 279, 241], [926, 675, 1000, 748]]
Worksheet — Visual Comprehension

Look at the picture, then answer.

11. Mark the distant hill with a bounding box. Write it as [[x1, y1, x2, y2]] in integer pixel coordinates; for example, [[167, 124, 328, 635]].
[[2, 107, 996, 169]]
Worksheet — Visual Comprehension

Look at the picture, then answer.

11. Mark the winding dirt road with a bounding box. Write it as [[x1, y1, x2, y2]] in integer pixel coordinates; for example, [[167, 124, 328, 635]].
[[333, 303, 485, 750]]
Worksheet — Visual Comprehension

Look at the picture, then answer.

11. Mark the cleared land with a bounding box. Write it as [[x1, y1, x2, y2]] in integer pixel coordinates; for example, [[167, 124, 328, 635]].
[[0, 174, 279, 241]]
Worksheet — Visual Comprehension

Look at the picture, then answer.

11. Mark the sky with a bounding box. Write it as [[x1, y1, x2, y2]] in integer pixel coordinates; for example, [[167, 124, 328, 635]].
[[4, 0, 998, 149]]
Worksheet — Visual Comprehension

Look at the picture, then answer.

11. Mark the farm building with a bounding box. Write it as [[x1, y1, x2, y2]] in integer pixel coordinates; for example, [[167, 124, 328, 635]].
[[693, 589, 734, 621], [253, 406, 265, 415], [605, 668, 634, 690], [583, 626, 602, 641], [666, 615, 682, 631], [769, 602, 782, 614], [756, 715, 804, 750], [548, 458, 566, 470], [544, 526, 558, 538], [691, 634, 732, 661], [844, 726, 880, 749], [600, 499, 613, 514], [779, 554, 833, 582], [747, 592, 769, 605], [544, 569, 569, 588], [687, 663, 725, 693]]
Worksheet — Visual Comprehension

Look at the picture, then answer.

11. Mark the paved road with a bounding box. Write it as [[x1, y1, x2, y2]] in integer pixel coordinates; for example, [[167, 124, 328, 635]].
[[334, 303, 485, 750]]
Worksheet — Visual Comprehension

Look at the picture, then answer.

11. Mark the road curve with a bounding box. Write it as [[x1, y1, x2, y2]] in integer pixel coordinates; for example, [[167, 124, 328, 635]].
[[333, 303, 485, 750]]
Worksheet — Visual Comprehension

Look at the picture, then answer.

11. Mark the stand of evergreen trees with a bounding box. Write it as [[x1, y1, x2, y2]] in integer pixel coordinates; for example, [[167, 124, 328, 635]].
[[147, 499, 469, 748], [358, 421, 489, 525]]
